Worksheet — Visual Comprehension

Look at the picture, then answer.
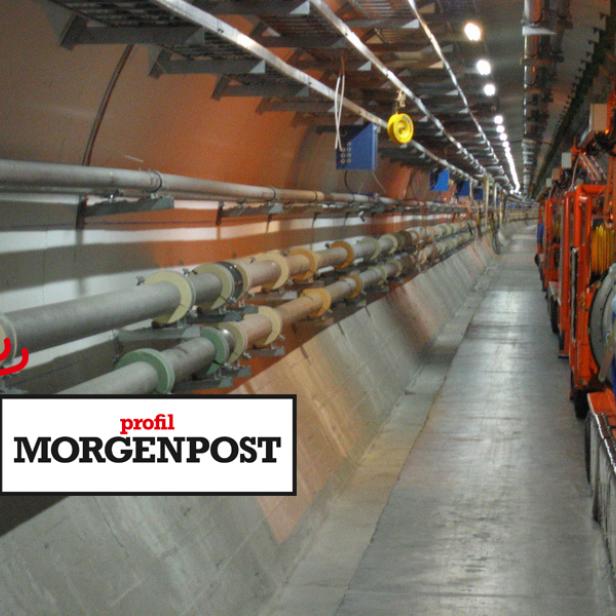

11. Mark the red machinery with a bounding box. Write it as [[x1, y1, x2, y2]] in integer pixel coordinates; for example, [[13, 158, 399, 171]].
[[559, 184, 610, 415], [559, 85, 616, 417], [540, 195, 562, 333]]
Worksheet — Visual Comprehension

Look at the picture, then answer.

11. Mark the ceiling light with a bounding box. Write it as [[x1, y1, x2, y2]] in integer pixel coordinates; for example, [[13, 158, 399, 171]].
[[476, 59, 492, 75], [496, 125, 505, 133], [463, 21, 482, 42], [494, 114, 504, 125], [483, 83, 496, 96], [499, 132, 507, 141]]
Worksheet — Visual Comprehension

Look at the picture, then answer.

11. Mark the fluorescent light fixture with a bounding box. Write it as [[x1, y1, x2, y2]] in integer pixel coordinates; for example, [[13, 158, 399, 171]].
[[463, 21, 482, 42], [483, 83, 496, 96], [476, 58, 492, 75], [496, 124, 505, 133], [494, 114, 504, 125]]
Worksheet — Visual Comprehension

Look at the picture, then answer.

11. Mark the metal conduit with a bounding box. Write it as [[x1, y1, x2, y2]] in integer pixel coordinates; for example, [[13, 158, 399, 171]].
[[314, 247, 349, 269], [286, 254, 312, 275], [63, 337, 216, 395], [241, 260, 283, 288], [0, 273, 221, 357], [276, 296, 321, 328], [5, 221, 473, 365], [59, 226, 477, 396], [0, 158, 472, 208]]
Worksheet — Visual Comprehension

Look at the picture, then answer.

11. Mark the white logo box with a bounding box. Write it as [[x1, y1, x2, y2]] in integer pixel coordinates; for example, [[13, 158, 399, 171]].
[[1, 395, 296, 495]]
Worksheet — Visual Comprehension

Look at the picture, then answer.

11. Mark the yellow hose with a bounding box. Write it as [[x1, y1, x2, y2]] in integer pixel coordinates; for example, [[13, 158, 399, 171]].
[[591, 224, 616, 274]]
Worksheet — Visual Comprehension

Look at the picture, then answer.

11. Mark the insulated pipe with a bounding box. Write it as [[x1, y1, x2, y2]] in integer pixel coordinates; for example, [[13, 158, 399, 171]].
[[314, 247, 349, 269], [5, 223, 470, 362], [59, 236, 471, 396], [239, 260, 283, 289], [276, 296, 321, 327], [63, 337, 217, 395], [0, 273, 221, 358], [63, 362, 161, 396]]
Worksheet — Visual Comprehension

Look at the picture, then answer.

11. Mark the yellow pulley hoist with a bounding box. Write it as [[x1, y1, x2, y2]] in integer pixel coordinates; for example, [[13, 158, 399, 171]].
[[591, 224, 616, 275], [387, 112, 414, 145]]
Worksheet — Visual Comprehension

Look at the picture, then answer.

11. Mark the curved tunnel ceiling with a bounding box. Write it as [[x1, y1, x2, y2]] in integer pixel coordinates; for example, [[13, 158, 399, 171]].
[[0, 0, 611, 198]]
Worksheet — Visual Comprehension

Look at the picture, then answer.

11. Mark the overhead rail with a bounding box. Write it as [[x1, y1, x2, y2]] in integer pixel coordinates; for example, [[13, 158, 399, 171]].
[[150, 0, 478, 180], [306, 0, 498, 184], [49, 0, 473, 180], [0, 212, 473, 364], [60, 222, 477, 395], [402, 0, 510, 189]]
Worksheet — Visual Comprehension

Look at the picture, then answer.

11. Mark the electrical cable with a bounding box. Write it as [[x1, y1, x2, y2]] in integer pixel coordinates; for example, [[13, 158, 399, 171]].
[[334, 57, 346, 152]]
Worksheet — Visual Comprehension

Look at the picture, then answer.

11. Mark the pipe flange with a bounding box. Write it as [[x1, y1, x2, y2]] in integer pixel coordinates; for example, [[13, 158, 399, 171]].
[[219, 322, 248, 363], [144, 271, 195, 325], [371, 265, 388, 282], [330, 240, 355, 269], [199, 327, 230, 376], [0, 314, 17, 366], [380, 233, 399, 255], [364, 237, 382, 262], [289, 247, 319, 281], [254, 306, 283, 347], [192, 263, 236, 310], [301, 287, 332, 318], [228, 259, 259, 297], [255, 252, 290, 290], [342, 273, 364, 300], [117, 348, 175, 394]]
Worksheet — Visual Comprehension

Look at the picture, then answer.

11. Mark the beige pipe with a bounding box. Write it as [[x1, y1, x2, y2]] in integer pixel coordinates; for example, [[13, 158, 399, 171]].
[[236, 313, 274, 346], [242, 260, 282, 288], [286, 253, 311, 276], [315, 246, 349, 269], [276, 295, 322, 327], [325, 279, 358, 304]]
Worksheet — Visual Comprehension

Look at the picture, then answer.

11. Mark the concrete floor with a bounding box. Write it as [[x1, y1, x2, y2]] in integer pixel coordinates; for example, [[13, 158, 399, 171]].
[[264, 227, 616, 616]]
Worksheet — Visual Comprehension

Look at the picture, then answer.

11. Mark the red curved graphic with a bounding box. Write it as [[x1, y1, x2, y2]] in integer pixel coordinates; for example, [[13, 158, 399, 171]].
[[0, 337, 30, 377]]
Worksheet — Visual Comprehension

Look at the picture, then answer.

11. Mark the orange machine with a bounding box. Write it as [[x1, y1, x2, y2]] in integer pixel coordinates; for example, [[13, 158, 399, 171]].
[[558, 184, 611, 416], [541, 195, 562, 332]]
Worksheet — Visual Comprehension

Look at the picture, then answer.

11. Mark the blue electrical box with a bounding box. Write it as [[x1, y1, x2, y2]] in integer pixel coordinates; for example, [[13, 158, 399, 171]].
[[456, 180, 471, 197], [336, 124, 378, 171], [430, 169, 449, 192], [473, 187, 484, 201]]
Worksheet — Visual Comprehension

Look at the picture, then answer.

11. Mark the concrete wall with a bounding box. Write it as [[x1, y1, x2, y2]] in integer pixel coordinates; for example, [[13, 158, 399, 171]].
[[0, 236, 494, 616]]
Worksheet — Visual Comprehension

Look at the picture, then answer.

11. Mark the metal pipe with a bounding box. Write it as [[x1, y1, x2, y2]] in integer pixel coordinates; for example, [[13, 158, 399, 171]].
[[241, 260, 282, 288], [62, 362, 160, 395], [4, 220, 466, 361], [276, 296, 321, 328], [63, 337, 216, 395], [314, 247, 349, 269], [59, 229, 475, 396], [1, 273, 222, 357]]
